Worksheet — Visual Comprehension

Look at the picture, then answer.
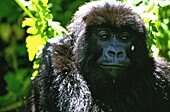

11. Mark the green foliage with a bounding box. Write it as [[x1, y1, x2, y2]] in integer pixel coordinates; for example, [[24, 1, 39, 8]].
[[0, 69, 30, 107], [49, 0, 89, 26], [5, 69, 30, 96], [17, 0, 67, 62], [0, 0, 21, 22], [16, 0, 67, 79], [124, 0, 170, 60], [0, 0, 31, 111]]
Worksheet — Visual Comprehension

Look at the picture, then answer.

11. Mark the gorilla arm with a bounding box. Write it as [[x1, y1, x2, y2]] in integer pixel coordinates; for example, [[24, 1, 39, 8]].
[[25, 38, 92, 112]]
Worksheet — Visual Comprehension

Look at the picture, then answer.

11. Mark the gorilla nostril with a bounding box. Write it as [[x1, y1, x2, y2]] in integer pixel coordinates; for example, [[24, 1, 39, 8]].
[[117, 51, 125, 58], [108, 50, 115, 57]]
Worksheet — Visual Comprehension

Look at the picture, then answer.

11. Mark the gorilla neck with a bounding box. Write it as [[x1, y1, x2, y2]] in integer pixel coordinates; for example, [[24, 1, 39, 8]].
[[82, 57, 155, 106], [91, 75, 154, 108], [87, 61, 155, 106]]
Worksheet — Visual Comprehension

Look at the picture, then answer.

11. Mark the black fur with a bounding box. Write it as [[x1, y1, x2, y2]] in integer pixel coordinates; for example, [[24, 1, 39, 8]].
[[24, 1, 170, 112]]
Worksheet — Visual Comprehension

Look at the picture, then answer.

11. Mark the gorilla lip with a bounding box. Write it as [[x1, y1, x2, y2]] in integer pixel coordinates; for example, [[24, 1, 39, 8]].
[[100, 63, 128, 68]]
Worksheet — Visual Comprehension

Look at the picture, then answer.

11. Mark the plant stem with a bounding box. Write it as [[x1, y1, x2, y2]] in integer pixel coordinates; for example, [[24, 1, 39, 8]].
[[15, 0, 34, 19]]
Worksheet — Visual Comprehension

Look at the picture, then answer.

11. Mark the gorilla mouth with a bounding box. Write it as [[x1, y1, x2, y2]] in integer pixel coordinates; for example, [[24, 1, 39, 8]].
[[100, 63, 128, 68], [100, 63, 128, 78]]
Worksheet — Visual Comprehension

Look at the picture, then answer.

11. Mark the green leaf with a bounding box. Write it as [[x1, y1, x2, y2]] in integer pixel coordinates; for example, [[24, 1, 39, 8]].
[[0, 93, 17, 107], [4, 69, 31, 96], [152, 25, 158, 32], [0, 23, 11, 42], [4, 72, 21, 95], [12, 24, 25, 40]]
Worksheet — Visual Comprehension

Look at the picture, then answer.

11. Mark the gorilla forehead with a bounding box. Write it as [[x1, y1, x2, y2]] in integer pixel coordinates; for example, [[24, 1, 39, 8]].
[[68, 1, 147, 39]]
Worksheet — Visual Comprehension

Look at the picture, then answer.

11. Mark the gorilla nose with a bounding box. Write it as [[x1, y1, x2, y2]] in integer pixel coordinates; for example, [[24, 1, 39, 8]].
[[107, 48, 126, 59]]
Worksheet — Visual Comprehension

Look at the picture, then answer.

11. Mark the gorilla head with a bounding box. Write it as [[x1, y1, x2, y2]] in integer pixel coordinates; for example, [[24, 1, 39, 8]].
[[67, 1, 150, 86]]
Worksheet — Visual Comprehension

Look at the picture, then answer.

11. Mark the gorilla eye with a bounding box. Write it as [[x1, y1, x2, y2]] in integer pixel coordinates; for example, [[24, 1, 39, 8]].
[[98, 31, 110, 41], [119, 32, 129, 42], [121, 36, 128, 41], [101, 35, 109, 40]]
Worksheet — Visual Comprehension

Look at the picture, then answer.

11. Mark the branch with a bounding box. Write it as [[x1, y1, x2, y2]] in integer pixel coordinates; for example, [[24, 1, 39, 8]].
[[0, 102, 22, 112]]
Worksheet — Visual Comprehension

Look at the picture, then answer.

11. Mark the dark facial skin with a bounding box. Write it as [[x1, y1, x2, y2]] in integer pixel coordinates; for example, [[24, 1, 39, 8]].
[[96, 28, 132, 78]]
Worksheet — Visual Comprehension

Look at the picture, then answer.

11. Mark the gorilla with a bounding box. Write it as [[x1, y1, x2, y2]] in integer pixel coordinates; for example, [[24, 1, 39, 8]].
[[24, 1, 170, 112]]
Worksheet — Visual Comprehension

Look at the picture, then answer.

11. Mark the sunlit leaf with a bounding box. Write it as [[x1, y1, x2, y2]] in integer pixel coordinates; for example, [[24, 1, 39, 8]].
[[22, 18, 35, 27], [27, 26, 38, 34], [42, 0, 48, 6], [26, 35, 45, 61], [31, 70, 38, 79], [33, 61, 40, 69]]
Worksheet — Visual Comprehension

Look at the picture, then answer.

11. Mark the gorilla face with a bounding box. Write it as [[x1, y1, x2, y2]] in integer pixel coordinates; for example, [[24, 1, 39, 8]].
[[81, 27, 132, 79]]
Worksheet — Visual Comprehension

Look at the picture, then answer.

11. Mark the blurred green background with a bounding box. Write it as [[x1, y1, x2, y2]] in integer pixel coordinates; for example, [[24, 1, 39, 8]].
[[0, 0, 169, 111]]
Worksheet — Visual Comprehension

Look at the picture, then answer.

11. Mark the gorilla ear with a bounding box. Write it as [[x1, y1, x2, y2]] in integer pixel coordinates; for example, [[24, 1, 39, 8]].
[[131, 45, 135, 51]]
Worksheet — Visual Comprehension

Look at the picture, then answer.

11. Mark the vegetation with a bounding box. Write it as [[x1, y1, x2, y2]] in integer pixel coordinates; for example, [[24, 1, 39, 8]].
[[0, 0, 169, 111]]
